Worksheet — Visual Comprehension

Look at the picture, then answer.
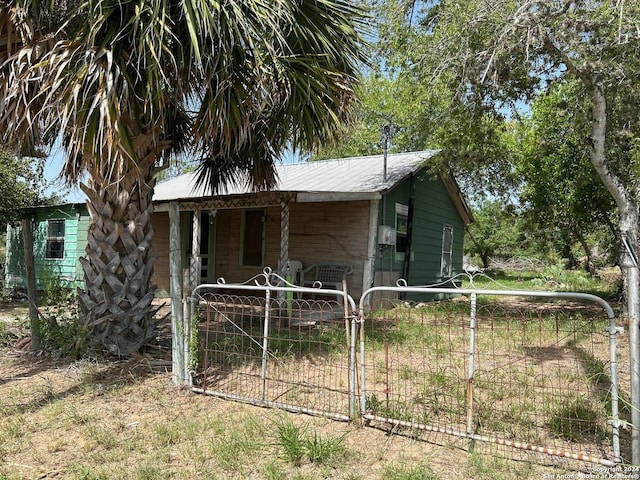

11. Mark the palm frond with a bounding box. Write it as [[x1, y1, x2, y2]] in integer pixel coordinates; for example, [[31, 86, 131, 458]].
[[1, 0, 368, 193]]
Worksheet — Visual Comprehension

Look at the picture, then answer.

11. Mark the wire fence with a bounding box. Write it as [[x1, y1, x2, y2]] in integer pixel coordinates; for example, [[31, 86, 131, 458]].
[[187, 272, 623, 468], [190, 271, 357, 421], [358, 285, 623, 468]]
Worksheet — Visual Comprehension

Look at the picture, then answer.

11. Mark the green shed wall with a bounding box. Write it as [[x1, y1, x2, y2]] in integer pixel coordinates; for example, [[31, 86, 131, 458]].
[[5, 204, 88, 290], [375, 168, 466, 287]]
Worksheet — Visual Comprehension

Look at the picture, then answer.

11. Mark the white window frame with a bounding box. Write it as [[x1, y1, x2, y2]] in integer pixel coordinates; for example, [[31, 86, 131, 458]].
[[395, 203, 409, 255], [440, 225, 454, 278], [45, 219, 66, 259]]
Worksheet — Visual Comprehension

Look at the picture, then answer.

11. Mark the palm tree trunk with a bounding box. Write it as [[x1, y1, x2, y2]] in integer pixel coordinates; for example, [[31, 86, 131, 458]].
[[78, 161, 158, 356]]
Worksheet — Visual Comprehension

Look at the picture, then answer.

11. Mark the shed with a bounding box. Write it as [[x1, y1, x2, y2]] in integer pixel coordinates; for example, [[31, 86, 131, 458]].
[[5, 203, 89, 290]]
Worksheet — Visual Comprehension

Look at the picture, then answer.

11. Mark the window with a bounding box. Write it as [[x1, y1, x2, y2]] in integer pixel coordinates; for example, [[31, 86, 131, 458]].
[[395, 203, 408, 254], [241, 209, 265, 266], [440, 225, 454, 278], [45, 219, 65, 259]]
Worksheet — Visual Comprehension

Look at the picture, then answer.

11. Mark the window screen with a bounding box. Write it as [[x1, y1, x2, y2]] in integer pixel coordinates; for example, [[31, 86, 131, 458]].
[[242, 209, 265, 266]]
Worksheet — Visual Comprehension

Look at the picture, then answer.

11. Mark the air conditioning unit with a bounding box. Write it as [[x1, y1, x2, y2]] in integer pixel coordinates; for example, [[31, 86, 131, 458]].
[[377, 225, 397, 246]]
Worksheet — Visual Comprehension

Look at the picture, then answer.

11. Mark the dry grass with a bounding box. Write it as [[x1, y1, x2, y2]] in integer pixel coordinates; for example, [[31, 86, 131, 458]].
[[0, 293, 623, 480], [0, 345, 573, 480]]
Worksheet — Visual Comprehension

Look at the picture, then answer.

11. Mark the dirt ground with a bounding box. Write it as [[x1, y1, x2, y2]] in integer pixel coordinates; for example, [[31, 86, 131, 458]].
[[0, 302, 626, 480]]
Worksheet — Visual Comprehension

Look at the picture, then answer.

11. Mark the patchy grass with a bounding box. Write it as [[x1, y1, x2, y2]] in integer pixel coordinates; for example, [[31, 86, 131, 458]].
[[462, 267, 620, 298], [0, 347, 569, 480], [0, 269, 623, 480]]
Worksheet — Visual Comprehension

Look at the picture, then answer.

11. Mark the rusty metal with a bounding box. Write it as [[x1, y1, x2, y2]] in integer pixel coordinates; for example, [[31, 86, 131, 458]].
[[181, 271, 623, 468], [358, 280, 622, 467], [189, 269, 357, 422]]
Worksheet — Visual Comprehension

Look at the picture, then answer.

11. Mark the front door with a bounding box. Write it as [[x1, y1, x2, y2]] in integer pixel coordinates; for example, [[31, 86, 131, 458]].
[[182, 211, 216, 284], [199, 211, 216, 284]]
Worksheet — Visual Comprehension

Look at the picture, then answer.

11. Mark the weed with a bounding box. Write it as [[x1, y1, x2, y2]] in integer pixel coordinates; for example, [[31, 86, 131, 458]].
[[67, 464, 108, 480], [546, 394, 607, 442], [467, 451, 540, 480], [206, 415, 265, 472], [262, 460, 288, 480], [134, 463, 165, 480], [382, 463, 440, 480], [273, 416, 306, 465], [272, 416, 348, 467], [0, 322, 10, 347], [188, 308, 201, 372], [38, 303, 87, 358], [84, 424, 118, 450], [303, 430, 347, 465]]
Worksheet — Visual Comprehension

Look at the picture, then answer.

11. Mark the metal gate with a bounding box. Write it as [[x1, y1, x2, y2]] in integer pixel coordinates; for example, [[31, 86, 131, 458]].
[[189, 269, 358, 421], [358, 282, 623, 467], [183, 272, 623, 467]]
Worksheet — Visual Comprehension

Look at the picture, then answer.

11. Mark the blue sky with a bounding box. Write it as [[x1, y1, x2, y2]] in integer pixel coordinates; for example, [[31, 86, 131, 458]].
[[44, 146, 306, 205], [44, 149, 85, 203]]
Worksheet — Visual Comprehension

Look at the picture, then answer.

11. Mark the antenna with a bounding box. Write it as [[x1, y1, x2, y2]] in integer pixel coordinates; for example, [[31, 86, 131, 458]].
[[381, 124, 395, 182]]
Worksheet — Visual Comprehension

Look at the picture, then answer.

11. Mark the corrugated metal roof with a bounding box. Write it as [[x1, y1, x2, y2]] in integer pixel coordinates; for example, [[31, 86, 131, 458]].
[[153, 150, 440, 202]]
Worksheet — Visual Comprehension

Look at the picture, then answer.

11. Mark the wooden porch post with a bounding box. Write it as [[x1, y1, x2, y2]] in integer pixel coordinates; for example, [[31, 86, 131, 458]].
[[168, 202, 185, 383], [22, 218, 41, 351], [279, 199, 290, 278]]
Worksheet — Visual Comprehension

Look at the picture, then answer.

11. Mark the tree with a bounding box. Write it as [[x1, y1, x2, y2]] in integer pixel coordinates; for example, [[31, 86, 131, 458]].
[[464, 200, 531, 269], [516, 82, 617, 273], [0, 1, 367, 356], [376, 0, 640, 462], [0, 148, 59, 233]]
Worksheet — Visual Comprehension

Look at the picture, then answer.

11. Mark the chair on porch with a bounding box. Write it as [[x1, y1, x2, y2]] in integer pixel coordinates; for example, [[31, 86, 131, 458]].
[[299, 263, 353, 301], [286, 260, 303, 285]]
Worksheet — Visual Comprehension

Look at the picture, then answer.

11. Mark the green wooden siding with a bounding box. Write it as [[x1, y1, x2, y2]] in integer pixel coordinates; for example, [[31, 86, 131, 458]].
[[4, 204, 88, 290], [375, 168, 465, 287], [408, 172, 465, 286]]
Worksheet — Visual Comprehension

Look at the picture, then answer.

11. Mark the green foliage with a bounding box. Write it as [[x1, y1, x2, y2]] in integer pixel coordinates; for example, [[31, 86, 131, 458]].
[[272, 417, 347, 467], [530, 264, 594, 291], [546, 395, 607, 442], [35, 268, 86, 358], [381, 463, 440, 480], [188, 307, 201, 373], [341, 1, 640, 274], [38, 313, 87, 359], [40, 265, 76, 306], [0, 322, 9, 348], [464, 200, 534, 267], [0, 149, 62, 233], [516, 82, 617, 266]]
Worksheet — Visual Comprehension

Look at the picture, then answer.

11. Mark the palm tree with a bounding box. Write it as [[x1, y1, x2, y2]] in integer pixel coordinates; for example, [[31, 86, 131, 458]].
[[0, 0, 367, 356]]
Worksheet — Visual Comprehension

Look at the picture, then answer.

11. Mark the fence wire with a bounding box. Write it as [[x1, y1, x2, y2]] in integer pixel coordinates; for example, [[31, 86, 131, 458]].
[[190, 274, 356, 421], [185, 273, 623, 469], [358, 287, 622, 468]]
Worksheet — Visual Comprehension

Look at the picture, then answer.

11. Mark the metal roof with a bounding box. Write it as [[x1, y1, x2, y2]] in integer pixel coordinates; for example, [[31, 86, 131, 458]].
[[153, 150, 440, 203]]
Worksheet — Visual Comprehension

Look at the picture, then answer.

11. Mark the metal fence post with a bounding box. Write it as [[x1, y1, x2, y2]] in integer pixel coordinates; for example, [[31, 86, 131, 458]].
[[607, 318, 623, 462], [260, 289, 272, 401], [349, 304, 357, 420], [466, 291, 477, 441]]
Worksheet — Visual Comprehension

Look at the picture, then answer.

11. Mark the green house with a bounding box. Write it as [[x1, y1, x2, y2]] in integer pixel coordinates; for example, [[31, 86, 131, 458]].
[[5, 203, 89, 290], [151, 150, 473, 302], [5, 151, 473, 302], [374, 167, 470, 288]]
